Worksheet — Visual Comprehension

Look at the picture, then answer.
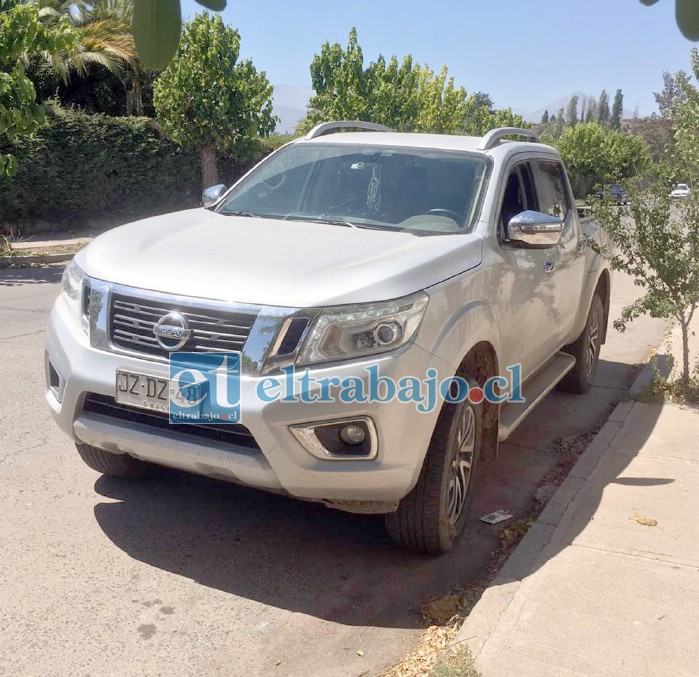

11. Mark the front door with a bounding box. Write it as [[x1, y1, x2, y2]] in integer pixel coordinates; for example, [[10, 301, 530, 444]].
[[495, 161, 562, 379]]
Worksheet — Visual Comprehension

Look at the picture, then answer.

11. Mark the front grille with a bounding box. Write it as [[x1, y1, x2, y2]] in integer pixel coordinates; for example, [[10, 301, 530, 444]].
[[110, 293, 257, 359], [83, 393, 261, 451]]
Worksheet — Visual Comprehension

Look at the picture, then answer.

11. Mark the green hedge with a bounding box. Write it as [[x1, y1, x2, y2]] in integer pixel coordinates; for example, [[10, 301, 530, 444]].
[[0, 108, 289, 232]]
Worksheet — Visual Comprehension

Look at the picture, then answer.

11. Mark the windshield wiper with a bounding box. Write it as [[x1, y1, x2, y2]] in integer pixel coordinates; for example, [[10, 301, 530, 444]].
[[282, 215, 360, 229], [221, 210, 259, 218]]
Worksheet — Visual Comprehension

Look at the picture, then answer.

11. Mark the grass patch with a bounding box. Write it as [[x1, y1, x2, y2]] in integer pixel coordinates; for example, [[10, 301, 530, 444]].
[[646, 374, 699, 404], [0, 235, 16, 257], [430, 645, 480, 677]]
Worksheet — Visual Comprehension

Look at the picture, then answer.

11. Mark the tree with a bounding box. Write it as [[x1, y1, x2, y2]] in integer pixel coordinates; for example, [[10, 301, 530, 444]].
[[671, 48, 699, 182], [153, 13, 275, 189], [566, 95, 579, 126], [26, 0, 146, 116], [555, 122, 650, 197], [541, 110, 549, 124], [598, 89, 610, 126], [0, 2, 76, 176], [553, 107, 565, 137], [585, 96, 597, 123], [462, 95, 527, 135], [301, 29, 523, 136], [611, 89, 623, 129], [623, 115, 674, 163], [654, 70, 689, 118], [591, 178, 699, 384]]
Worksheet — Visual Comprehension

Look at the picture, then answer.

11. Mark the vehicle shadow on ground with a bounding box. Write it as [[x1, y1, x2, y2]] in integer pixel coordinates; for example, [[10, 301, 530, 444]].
[[0, 265, 63, 287], [92, 357, 645, 630]]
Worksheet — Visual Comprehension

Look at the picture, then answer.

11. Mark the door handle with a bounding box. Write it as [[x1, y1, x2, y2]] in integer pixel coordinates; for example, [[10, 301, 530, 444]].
[[544, 261, 555, 273], [576, 241, 586, 255]]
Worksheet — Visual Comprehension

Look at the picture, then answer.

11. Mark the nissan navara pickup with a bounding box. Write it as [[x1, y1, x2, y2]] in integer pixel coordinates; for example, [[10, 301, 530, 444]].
[[46, 123, 612, 553]]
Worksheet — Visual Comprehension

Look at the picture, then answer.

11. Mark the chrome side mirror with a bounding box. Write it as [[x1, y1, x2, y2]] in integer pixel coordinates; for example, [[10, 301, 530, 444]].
[[202, 184, 227, 208], [506, 210, 563, 249]]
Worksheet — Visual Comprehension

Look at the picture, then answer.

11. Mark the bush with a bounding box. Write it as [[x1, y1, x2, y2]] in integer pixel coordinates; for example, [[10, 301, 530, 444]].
[[0, 108, 286, 233]]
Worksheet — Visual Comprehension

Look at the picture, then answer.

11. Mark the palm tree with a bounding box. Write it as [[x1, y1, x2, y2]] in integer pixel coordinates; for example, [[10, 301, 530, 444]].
[[26, 1, 145, 115]]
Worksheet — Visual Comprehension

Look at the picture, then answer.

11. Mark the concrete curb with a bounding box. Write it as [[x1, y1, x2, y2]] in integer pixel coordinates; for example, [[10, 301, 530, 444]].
[[452, 358, 658, 659], [0, 253, 72, 267]]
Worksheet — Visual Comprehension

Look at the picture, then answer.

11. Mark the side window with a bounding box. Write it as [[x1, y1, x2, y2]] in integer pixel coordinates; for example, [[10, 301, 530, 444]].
[[519, 164, 538, 212], [499, 162, 536, 235], [535, 160, 571, 219], [499, 169, 525, 233]]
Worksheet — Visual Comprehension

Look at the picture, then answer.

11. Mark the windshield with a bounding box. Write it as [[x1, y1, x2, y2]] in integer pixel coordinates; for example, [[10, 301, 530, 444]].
[[217, 142, 490, 235]]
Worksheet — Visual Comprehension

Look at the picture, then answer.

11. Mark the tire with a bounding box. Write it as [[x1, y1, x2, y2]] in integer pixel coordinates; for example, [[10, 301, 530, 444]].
[[385, 379, 483, 554], [75, 443, 151, 478], [559, 294, 604, 394]]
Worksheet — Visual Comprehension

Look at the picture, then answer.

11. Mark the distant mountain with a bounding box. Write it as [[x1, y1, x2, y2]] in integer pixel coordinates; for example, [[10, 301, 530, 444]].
[[272, 84, 313, 134], [524, 92, 635, 123]]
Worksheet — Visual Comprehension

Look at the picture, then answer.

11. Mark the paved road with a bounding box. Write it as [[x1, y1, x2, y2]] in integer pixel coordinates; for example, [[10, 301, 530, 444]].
[[0, 265, 665, 677]]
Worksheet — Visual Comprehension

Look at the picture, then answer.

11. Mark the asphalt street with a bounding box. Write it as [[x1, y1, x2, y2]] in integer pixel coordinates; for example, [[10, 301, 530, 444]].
[[0, 265, 666, 677]]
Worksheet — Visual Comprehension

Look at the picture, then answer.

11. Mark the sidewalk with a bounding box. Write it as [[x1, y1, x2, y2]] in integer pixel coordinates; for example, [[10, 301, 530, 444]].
[[454, 323, 699, 676], [10, 233, 93, 251]]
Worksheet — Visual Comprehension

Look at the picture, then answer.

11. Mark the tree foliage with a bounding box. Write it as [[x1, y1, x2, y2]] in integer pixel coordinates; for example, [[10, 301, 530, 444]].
[[654, 69, 689, 118], [611, 88, 623, 129], [0, 2, 76, 175], [302, 28, 527, 135], [585, 96, 597, 123], [591, 177, 699, 382], [153, 13, 275, 188], [597, 89, 610, 126], [565, 95, 578, 126], [670, 48, 699, 180], [555, 122, 650, 197], [26, 0, 149, 116]]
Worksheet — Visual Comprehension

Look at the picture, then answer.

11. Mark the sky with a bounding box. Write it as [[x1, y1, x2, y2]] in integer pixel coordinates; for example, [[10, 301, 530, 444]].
[[181, 0, 697, 118]]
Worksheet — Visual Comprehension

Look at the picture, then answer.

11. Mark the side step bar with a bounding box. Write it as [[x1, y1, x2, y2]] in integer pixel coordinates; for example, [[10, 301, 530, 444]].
[[498, 351, 576, 442]]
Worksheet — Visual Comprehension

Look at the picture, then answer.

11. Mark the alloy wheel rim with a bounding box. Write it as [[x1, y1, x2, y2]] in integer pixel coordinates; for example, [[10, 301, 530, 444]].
[[585, 310, 600, 379], [447, 406, 476, 526]]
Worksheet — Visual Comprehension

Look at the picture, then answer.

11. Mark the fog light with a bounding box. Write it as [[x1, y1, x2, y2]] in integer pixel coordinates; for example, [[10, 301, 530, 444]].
[[339, 424, 367, 446], [290, 417, 378, 460], [373, 321, 402, 346], [45, 354, 66, 402]]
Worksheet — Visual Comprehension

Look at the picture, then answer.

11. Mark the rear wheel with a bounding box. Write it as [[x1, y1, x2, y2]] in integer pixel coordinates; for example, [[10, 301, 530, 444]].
[[75, 443, 152, 478], [385, 379, 482, 554], [559, 294, 604, 394]]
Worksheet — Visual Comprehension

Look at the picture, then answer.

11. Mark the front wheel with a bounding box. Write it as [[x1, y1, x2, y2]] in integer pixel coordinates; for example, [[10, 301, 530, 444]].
[[75, 443, 152, 478], [559, 294, 604, 394], [385, 379, 482, 554]]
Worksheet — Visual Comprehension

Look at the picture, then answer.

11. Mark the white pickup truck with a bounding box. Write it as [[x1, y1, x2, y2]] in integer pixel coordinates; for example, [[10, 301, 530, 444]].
[[46, 123, 611, 553]]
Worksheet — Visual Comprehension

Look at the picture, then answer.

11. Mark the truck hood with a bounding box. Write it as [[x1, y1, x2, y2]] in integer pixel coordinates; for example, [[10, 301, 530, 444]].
[[77, 209, 482, 307]]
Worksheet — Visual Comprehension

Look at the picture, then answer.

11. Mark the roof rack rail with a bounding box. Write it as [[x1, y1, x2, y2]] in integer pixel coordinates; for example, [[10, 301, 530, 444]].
[[477, 127, 540, 151], [305, 120, 392, 140]]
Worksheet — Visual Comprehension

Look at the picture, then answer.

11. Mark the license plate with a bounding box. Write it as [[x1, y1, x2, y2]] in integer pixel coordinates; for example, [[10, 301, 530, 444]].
[[116, 370, 170, 413]]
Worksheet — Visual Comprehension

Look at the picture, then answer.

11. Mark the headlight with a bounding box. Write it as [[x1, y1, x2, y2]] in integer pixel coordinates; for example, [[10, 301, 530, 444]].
[[297, 292, 428, 365], [60, 260, 86, 328]]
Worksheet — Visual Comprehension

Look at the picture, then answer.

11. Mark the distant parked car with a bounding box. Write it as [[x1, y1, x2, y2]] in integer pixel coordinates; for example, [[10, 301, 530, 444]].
[[595, 184, 627, 204], [669, 183, 691, 199]]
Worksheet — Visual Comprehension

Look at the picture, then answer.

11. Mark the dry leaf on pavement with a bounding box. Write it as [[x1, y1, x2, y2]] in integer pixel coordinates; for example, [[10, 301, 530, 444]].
[[631, 513, 658, 527]]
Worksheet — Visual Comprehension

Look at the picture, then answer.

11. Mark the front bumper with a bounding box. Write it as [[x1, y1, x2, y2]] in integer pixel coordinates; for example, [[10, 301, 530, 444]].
[[45, 297, 452, 507]]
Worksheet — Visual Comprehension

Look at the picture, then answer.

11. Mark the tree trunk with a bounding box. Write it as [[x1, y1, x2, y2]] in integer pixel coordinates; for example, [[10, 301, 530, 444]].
[[680, 318, 690, 385], [200, 146, 218, 191]]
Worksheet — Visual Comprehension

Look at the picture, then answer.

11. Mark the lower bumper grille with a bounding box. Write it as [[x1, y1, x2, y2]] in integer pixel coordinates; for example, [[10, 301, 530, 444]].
[[82, 393, 260, 451]]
